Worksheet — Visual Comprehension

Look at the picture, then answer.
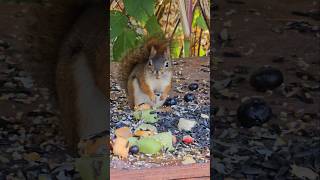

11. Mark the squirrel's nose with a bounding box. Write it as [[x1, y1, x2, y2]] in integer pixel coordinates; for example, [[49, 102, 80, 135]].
[[155, 71, 160, 79]]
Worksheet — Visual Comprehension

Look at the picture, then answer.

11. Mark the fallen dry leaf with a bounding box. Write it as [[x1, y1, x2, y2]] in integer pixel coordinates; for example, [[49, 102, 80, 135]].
[[115, 127, 132, 138], [181, 155, 196, 165], [134, 130, 154, 137], [290, 164, 319, 180], [23, 152, 40, 161], [111, 137, 130, 159]]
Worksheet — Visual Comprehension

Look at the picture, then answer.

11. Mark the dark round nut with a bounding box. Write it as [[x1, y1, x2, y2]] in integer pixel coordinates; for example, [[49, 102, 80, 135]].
[[129, 145, 139, 154], [250, 66, 283, 91], [237, 98, 272, 128], [188, 83, 199, 91], [164, 97, 177, 106], [184, 93, 195, 102]]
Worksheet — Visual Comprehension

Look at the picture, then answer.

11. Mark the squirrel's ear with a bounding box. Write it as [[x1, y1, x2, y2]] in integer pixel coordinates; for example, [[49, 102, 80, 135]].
[[149, 46, 157, 58]]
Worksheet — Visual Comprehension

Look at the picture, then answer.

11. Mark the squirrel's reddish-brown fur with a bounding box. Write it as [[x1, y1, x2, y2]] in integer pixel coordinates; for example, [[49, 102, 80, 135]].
[[119, 37, 169, 92], [56, 3, 107, 154]]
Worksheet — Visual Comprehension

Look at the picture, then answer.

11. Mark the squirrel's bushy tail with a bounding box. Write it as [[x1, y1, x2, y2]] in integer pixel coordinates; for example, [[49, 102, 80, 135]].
[[119, 37, 169, 91]]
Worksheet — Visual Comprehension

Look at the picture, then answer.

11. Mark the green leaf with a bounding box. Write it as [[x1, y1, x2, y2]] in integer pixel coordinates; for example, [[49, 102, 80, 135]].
[[112, 28, 137, 61], [184, 39, 190, 57], [133, 109, 158, 123], [138, 137, 162, 154], [192, 8, 208, 30], [110, 10, 128, 40], [151, 132, 175, 151], [170, 40, 181, 58], [142, 110, 158, 123], [199, 45, 206, 57], [145, 15, 163, 36], [75, 156, 108, 180], [192, 8, 201, 28], [196, 13, 208, 30], [123, 0, 155, 24], [133, 110, 142, 120]]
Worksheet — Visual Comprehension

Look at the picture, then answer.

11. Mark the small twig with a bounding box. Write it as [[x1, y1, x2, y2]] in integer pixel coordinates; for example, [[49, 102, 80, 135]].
[[164, 0, 172, 34], [197, 28, 203, 56], [179, 44, 184, 58], [155, 3, 161, 16], [170, 18, 181, 40], [115, 0, 123, 11], [155, 0, 166, 18], [191, 0, 200, 57], [194, 30, 197, 57]]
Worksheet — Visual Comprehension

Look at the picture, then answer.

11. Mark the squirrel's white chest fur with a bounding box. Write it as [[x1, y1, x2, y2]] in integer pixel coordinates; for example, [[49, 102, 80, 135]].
[[145, 72, 172, 92], [72, 53, 107, 139], [132, 72, 172, 107]]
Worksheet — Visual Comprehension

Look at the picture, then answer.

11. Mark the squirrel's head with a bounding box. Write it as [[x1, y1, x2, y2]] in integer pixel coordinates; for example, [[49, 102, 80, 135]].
[[145, 46, 172, 79]]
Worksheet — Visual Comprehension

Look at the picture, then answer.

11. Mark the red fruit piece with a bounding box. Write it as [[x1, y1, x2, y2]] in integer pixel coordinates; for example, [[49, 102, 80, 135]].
[[182, 135, 193, 144]]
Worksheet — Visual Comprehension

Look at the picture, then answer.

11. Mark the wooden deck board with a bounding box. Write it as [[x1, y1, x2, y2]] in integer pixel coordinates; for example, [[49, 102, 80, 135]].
[[110, 163, 210, 180]]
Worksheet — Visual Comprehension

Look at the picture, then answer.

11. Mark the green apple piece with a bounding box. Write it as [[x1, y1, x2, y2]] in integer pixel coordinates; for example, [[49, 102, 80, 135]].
[[137, 137, 162, 154], [151, 132, 175, 152]]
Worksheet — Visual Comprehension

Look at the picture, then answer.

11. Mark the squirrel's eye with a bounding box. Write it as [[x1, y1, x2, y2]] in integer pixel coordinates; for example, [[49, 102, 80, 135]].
[[165, 61, 169, 68], [148, 60, 152, 66]]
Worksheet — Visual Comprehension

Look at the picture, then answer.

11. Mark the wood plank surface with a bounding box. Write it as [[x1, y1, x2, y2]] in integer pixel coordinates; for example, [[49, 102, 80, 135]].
[[110, 163, 210, 180]]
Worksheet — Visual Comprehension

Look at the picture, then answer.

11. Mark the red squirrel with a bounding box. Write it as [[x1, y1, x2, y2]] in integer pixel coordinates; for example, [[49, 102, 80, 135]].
[[119, 37, 173, 110], [55, 1, 108, 154]]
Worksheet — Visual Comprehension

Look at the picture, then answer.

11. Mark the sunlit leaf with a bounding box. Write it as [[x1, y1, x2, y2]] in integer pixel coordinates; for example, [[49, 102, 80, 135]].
[[170, 40, 181, 58], [196, 13, 208, 30], [199, 45, 206, 56], [192, 7, 208, 30], [192, 8, 200, 28]]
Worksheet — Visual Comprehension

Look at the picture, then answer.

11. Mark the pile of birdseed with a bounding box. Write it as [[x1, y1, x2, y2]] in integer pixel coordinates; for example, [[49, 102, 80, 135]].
[[110, 58, 210, 169]]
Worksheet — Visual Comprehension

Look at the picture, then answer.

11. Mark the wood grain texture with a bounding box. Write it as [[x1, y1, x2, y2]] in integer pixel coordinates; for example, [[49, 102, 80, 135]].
[[110, 163, 210, 180]]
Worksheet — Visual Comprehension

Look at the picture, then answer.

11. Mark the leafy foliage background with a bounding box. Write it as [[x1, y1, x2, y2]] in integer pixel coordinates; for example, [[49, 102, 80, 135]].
[[110, 0, 210, 61]]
